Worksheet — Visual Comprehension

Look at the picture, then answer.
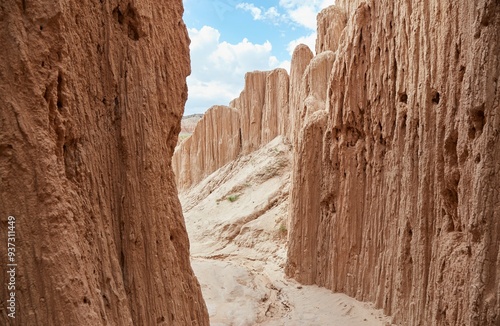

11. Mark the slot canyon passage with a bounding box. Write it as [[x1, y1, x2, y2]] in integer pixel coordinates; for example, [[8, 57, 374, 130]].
[[0, 1, 498, 326], [175, 0, 500, 325]]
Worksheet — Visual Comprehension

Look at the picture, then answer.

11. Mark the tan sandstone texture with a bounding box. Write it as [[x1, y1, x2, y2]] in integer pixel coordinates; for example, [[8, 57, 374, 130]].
[[288, 44, 314, 149], [173, 105, 241, 192], [174, 69, 291, 191], [0, 0, 208, 325], [230, 69, 290, 154], [315, 5, 347, 54], [287, 2, 500, 326]]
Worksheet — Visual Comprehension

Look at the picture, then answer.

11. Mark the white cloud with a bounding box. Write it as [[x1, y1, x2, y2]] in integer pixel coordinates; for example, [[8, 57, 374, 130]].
[[279, 60, 291, 71], [278, 0, 333, 30], [287, 32, 317, 56], [236, 3, 263, 19], [265, 7, 281, 20], [236, 3, 283, 23], [236, 1, 332, 29], [185, 26, 288, 115], [287, 6, 318, 30], [183, 1, 335, 114], [188, 25, 220, 51], [268, 55, 279, 67]]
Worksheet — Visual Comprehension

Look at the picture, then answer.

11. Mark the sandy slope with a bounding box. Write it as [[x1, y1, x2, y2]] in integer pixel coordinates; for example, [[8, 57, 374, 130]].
[[180, 136, 393, 326]]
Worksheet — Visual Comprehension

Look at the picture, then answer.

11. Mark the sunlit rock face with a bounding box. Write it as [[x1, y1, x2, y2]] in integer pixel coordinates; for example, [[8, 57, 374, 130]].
[[286, 2, 500, 325]]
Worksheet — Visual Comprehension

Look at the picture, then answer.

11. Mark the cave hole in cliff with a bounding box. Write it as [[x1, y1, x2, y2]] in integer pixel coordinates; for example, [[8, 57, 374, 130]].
[[128, 25, 140, 41], [112, 4, 141, 41], [468, 126, 476, 140], [399, 92, 408, 104], [469, 105, 485, 137], [113, 6, 125, 24], [407, 226, 413, 238], [431, 89, 440, 104], [43, 86, 50, 103], [120, 250, 125, 271], [124, 4, 141, 41], [102, 294, 110, 307], [401, 113, 407, 130], [458, 66, 466, 82], [0, 144, 13, 158], [57, 71, 64, 110]]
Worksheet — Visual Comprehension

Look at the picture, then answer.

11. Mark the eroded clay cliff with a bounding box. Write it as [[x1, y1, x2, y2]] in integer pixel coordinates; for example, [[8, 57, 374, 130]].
[[315, 5, 347, 54], [287, 2, 500, 325], [174, 69, 290, 191], [228, 69, 290, 154], [173, 105, 241, 191], [0, 1, 208, 325]]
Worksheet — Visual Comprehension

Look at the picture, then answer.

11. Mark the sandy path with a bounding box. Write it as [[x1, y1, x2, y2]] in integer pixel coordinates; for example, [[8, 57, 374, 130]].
[[181, 137, 393, 326]]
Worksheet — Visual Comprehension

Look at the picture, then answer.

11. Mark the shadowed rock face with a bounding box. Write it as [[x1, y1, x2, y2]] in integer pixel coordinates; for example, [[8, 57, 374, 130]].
[[287, 2, 500, 325], [0, 0, 208, 325]]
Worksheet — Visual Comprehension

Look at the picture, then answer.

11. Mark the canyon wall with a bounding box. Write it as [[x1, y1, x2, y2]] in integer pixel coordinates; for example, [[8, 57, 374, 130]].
[[174, 69, 290, 190], [315, 5, 347, 54], [0, 0, 208, 325], [229, 68, 290, 153], [287, 2, 500, 325], [171, 1, 499, 324], [173, 105, 241, 191]]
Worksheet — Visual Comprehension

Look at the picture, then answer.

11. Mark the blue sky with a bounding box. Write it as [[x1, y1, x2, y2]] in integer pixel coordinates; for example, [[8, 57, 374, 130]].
[[182, 0, 333, 115]]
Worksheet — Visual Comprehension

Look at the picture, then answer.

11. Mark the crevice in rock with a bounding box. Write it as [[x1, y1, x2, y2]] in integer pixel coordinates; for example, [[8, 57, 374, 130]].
[[469, 104, 485, 138], [113, 6, 124, 24], [431, 89, 440, 104], [113, 4, 142, 41], [0, 144, 14, 158], [63, 137, 81, 182], [57, 71, 64, 110], [399, 92, 408, 103], [444, 132, 458, 166]]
